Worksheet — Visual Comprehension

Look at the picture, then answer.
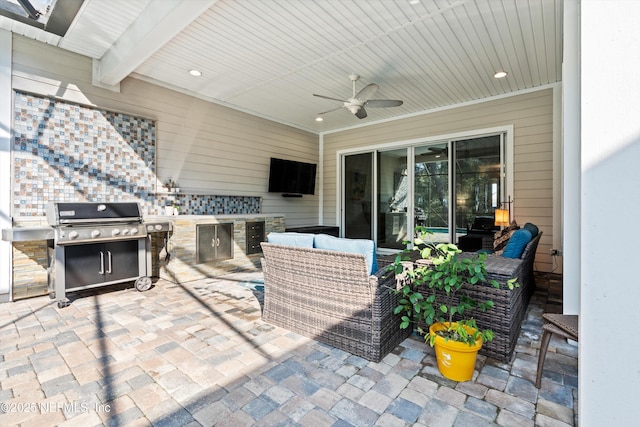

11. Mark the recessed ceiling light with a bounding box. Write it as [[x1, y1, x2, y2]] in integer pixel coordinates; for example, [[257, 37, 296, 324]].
[[409, 0, 421, 5], [494, 70, 508, 79], [315, 116, 323, 122], [189, 69, 202, 77]]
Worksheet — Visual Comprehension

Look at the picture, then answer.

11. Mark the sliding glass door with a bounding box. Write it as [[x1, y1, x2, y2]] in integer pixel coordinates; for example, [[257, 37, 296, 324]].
[[341, 132, 506, 250], [454, 136, 502, 239], [414, 144, 449, 243], [343, 153, 373, 239], [377, 148, 409, 249]]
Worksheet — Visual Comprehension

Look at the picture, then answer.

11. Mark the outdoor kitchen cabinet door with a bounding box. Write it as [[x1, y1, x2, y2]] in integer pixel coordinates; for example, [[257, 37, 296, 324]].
[[64, 240, 139, 288], [196, 223, 233, 264]]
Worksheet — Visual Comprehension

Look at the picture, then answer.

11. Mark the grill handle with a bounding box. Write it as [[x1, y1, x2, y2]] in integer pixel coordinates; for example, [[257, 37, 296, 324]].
[[99, 251, 104, 275], [106, 251, 112, 274]]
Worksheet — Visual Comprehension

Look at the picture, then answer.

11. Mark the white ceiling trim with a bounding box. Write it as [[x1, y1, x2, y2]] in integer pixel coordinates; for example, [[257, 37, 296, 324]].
[[93, 0, 218, 88]]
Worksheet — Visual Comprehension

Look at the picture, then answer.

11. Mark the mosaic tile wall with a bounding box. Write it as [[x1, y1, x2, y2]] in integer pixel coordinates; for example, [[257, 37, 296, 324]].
[[12, 91, 158, 216], [159, 194, 261, 215], [11, 91, 261, 217]]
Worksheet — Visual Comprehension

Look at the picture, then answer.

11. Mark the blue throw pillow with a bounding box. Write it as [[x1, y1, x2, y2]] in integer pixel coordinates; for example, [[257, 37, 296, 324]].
[[313, 234, 378, 275], [266, 232, 315, 248], [523, 222, 539, 237], [502, 229, 532, 258]]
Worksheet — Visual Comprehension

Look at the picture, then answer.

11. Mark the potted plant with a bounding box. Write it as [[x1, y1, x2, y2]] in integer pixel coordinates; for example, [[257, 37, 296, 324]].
[[390, 226, 518, 381]]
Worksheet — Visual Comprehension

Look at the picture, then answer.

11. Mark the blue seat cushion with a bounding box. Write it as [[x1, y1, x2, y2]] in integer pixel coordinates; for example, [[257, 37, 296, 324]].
[[266, 232, 315, 248], [523, 222, 539, 237], [502, 229, 532, 258], [313, 234, 378, 275]]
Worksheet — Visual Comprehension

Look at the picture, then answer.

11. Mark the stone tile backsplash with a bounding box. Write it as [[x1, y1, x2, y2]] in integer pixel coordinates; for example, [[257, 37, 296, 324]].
[[158, 194, 261, 215], [12, 91, 260, 218]]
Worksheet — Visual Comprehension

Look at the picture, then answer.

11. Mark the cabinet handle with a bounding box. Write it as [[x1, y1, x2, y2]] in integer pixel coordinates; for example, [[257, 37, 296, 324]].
[[99, 251, 104, 275], [211, 238, 216, 248], [106, 251, 112, 274], [216, 238, 220, 247]]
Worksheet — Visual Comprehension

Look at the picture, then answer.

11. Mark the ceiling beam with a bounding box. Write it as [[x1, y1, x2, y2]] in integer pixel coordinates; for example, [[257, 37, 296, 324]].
[[93, 0, 217, 90]]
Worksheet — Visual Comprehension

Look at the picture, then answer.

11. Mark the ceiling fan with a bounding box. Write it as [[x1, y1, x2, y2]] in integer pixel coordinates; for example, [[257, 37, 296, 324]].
[[313, 74, 403, 119]]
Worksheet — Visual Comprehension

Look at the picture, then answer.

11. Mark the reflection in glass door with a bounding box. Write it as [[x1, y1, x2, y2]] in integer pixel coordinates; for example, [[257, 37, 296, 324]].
[[414, 144, 449, 242], [344, 153, 373, 239], [377, 149, 409, 250], [454, 135, 501, 242]]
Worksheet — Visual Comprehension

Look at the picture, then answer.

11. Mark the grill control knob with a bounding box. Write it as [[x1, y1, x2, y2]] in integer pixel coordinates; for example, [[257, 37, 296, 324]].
[[91, 229, 101, 238], [155, 224, 163, 231], [112, 228, 121, 236], [147, 225, 154, 232], [122, 229, 130, 235], [130, 228, 138, 235], [68, 231, 79, 239]]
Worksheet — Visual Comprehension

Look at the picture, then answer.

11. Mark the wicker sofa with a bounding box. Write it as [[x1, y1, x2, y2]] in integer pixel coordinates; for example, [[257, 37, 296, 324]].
[[453, 230, 542, 361], [435, 231, 542, 362], [260, 240, 411, 362], [380, 230, 542, 362]]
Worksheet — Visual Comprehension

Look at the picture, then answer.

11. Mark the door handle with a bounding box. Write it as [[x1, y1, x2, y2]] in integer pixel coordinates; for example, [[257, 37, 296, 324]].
[[106, 251, 112, 274], [99, 251, 104, 275]]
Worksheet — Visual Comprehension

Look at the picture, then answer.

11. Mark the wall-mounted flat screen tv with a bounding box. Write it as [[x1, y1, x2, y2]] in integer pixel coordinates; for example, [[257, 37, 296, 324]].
[[268, 157, 317, 195]]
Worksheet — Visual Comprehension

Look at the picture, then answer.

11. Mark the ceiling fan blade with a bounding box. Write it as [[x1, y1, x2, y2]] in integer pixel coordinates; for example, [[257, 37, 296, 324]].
[[313, 93, 348, 103], [366, 99, 403, 108], [355, 83, 379, 101], [318, 106, 344, 115], [355, 107, 368, 119]]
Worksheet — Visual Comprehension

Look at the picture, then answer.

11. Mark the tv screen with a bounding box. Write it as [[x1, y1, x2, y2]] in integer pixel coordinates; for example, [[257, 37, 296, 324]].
[[268, 157, 317, 195]]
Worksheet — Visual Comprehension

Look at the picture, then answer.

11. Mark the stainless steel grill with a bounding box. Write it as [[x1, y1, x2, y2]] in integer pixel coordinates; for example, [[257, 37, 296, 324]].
[[47, 202, 170, 308]]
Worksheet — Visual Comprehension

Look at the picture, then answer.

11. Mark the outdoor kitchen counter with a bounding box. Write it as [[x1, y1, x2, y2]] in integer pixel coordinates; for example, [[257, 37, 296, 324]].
[[1, 226, 54, 242], [155, 214, 286, 283]]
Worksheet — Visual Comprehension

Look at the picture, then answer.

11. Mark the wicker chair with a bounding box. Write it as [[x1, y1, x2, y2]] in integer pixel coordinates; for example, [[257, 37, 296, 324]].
[[536, 313, 579, 388], [260, 242, 411, 362]]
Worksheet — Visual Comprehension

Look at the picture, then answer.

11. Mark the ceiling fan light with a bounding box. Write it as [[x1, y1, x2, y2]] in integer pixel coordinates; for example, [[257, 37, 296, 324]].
[[346, 105, 361, 115], [494, 70, 508, 79]]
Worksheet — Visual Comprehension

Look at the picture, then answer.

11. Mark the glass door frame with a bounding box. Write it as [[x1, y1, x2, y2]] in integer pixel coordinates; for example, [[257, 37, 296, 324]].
[[337, 126, 514, 250]]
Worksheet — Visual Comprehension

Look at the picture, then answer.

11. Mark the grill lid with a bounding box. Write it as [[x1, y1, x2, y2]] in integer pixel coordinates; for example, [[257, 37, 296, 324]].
[[47, 202, 142, 225]]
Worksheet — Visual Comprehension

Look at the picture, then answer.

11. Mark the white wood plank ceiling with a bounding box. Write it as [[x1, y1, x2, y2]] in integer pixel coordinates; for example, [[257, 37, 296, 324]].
[[0, 0, 562, 133]]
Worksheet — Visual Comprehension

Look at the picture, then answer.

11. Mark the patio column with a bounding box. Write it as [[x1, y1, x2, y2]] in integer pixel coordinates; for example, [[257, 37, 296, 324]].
[[580, 0, 640, 424], [562, 0, 581, 315], [0, 29, 12, 301]]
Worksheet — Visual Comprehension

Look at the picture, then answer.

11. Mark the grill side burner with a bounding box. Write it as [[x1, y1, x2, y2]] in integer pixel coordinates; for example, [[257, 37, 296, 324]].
[[47, 202, 169, 308]]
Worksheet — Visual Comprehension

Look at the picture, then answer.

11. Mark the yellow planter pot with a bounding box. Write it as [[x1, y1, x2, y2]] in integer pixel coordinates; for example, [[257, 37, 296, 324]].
[[429, 322, 483, 382]]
